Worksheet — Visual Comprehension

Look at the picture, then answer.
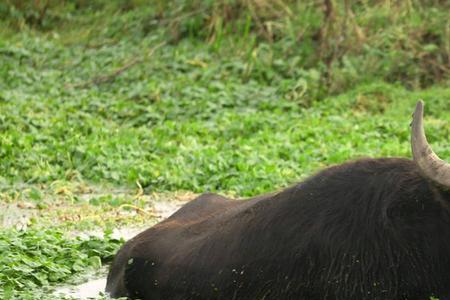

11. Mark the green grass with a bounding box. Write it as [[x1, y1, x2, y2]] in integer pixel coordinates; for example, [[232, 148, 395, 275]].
[[0, 227, 122, 299], [0, 0, 449, 299], [1, 34, 449, 196]]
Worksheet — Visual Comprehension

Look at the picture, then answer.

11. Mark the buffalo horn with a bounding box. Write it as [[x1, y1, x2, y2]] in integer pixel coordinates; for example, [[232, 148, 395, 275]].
[[411, 100, 450, 189]]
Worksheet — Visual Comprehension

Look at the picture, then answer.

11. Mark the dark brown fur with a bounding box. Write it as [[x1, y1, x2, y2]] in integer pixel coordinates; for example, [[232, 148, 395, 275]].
[[106, 158, 450, 299]]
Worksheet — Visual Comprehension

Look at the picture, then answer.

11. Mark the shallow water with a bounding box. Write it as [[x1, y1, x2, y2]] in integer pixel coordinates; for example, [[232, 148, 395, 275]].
[[54, 199, 187, 299], [55, 277, 108, 299]]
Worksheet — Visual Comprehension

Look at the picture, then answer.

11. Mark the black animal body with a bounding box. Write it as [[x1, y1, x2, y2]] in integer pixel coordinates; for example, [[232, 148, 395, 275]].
[[106, 101, 450, 300]]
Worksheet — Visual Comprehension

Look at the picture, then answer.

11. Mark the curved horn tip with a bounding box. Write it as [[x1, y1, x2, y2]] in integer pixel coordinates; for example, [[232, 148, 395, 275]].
[[414, 100, 424, 117], [411, 100, 425, 127]]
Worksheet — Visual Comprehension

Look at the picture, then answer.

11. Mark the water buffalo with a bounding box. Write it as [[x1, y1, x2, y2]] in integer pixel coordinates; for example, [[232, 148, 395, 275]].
[[106, 101, 450, 300]]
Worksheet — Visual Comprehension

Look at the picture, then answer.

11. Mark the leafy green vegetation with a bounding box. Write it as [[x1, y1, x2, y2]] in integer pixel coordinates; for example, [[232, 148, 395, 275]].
[[0, 227, 122, 299], [0, 0, 449, 299]]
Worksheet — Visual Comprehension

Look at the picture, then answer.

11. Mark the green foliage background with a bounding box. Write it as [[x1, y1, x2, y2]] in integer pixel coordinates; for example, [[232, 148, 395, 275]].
[[0, 0, 449, 299]]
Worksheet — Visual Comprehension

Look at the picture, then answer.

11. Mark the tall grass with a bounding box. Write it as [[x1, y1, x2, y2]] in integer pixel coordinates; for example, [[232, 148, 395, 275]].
[[1, 0, 449, 102]]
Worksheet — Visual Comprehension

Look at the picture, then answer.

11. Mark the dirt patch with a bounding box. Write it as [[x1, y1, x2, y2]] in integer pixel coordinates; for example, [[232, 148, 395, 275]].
[[0, 202, 37, 230]]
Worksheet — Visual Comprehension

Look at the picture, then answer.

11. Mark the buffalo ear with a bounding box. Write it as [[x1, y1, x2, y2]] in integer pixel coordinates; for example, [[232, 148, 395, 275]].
[[386, 199, 421, 221], [386, 191, 443, 224]]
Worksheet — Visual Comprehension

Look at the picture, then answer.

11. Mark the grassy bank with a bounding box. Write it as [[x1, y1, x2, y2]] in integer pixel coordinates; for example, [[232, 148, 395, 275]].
[[0, 0, 449, 299], [1, 34, 449, 196]]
